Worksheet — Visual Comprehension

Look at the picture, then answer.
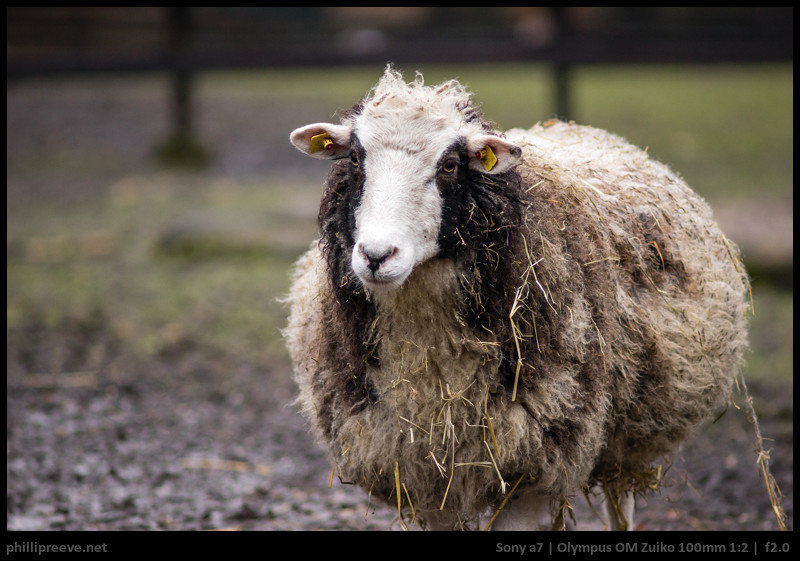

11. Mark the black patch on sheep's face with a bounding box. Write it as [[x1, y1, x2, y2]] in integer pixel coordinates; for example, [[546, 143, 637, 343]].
[[434, 137, 524, 261], [434, 139, 472, 255], [318, 136, 365, 276], [315, 135, 378, 433]]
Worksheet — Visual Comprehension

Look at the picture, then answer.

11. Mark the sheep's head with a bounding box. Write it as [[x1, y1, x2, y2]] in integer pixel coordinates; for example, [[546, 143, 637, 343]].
[[290, 67, 521, 294]]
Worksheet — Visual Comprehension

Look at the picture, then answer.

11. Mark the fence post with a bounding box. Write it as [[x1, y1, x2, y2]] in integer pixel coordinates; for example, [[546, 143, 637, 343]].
[[155, 7, 209, 166], [551, 7, 572, 121]]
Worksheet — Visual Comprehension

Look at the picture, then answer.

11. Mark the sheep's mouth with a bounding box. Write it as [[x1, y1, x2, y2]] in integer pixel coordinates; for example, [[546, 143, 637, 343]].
[[359, 273, 406, 292]]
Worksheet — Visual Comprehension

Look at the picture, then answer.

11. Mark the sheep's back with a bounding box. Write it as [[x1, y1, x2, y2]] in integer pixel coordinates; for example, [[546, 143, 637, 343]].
[[508, 121, 750, 481]]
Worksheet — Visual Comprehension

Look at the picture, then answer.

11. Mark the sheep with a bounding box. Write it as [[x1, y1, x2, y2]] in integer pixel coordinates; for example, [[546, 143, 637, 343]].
[[284, 65, 750, 531]]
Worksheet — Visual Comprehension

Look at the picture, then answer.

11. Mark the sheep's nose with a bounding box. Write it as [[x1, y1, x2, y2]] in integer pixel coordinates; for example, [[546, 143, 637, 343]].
[[358, 243, 398, 274]]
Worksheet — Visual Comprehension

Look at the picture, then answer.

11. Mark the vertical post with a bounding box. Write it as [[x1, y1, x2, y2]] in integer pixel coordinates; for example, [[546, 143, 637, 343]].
[[170, 7, 191, 140], [551, 7, 572, 121], [156, 6, 208, 166], [553, 62, 571, 121]]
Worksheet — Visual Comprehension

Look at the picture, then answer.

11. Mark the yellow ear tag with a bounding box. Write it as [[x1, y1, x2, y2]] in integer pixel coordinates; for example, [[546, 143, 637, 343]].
[[476, 145, 497, 171], [309, 133, 335, 153]]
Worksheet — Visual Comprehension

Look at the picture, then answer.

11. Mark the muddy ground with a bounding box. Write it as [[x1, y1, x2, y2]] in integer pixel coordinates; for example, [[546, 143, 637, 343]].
[[6, 329, 792, 533], [6, 73, 792, 541]]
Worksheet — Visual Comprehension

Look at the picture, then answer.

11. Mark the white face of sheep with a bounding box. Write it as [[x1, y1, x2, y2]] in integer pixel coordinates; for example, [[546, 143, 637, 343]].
[[290, 111, 521, 294]]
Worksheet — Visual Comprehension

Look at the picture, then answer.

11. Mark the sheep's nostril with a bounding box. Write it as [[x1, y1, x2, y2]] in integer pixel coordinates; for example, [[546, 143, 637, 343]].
[[359, 244, 398, 274]]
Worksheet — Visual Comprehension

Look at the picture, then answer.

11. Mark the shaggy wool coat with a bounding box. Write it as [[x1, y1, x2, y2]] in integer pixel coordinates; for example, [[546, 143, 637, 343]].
[[284, 74, 750, 530]]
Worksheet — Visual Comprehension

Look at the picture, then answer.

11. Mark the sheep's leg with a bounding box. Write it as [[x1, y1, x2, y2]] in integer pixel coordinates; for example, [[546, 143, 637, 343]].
[[603, 488, 635, 531], [487, 491, 549, 531], [422, 511, 463, 531]]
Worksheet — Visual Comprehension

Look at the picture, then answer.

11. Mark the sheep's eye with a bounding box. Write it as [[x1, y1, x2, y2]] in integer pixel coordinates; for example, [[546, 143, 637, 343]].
[[441, 159, 458, 174], [349, 153, 359, 167]]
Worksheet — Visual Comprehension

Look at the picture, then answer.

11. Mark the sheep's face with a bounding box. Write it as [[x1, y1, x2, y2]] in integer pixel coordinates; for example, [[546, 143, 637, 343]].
[[290, 74, 521, 295]]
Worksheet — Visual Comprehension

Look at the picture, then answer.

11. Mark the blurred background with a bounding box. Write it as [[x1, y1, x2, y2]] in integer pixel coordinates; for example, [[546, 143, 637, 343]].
[[7, 7, 792, 533]]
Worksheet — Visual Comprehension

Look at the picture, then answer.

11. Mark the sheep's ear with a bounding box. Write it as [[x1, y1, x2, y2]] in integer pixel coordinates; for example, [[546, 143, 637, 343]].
[[466, 134, 522, 174], [290, 123, 352, 160]]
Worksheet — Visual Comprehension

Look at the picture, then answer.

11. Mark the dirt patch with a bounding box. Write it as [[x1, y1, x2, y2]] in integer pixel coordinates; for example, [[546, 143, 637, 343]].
[[6, 313, 392, 531]]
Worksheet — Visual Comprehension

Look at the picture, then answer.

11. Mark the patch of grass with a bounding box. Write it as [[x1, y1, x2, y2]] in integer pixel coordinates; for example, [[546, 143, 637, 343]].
[[573, 64, 792, 200], [154, 132, 211, 168], [745, 287, 794, 386], [7, 174, 310, 370], [200, 66, 381, 104]]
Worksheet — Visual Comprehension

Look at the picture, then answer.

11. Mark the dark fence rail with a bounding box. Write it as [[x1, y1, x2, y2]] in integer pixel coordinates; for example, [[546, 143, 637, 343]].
[[8, 8, 793, 146], [8, 7, 792, 77]]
